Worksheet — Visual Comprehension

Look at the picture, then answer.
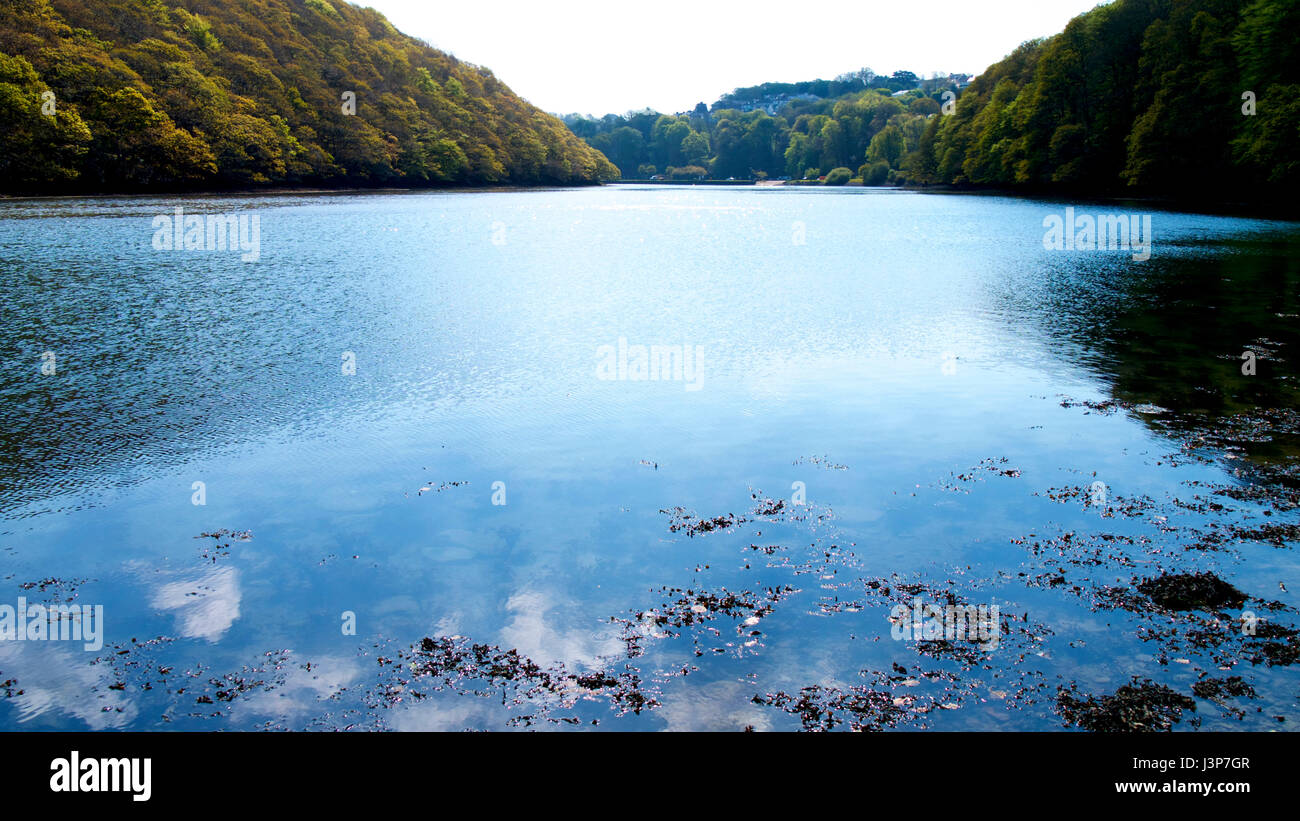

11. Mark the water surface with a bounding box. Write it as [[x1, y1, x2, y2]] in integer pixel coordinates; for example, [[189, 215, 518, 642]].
[[1, 186, 1297, 730]]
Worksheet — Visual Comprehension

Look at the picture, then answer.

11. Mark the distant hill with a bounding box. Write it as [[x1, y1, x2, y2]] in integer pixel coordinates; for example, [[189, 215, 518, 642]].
[[564, 69, 965, 182], [712, 70, 970, 113], [0, 0, 618, 193]]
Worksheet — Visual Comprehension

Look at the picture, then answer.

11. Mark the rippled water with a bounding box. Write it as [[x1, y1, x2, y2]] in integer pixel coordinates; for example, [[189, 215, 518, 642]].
[[1, 186, 1297, 730]]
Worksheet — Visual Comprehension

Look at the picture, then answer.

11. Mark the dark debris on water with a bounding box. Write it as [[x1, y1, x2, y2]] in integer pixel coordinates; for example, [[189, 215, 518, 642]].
[[1056, 679, 1196, 732]]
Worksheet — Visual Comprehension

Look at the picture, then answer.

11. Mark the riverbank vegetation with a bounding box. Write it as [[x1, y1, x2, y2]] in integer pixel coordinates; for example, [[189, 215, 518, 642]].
[[564, 72, 960, 184], [567, 0, 1297, 202]]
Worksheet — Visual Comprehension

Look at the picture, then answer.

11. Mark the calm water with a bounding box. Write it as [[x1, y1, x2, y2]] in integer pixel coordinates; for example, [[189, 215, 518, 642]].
[[1, 186, 1297, 730]]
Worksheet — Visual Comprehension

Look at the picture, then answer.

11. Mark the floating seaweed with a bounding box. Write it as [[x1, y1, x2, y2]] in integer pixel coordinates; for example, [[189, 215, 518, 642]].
[[1137, 571, 1248, 612], [1056, 679, 1196, 732], [659, 506, 746, 537], [194, 529, 252, 562]]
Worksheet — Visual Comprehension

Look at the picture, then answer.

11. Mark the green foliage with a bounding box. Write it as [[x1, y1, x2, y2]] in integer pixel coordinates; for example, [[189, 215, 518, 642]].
[[0, 53, 92, 185], [711, 69, 924, 109], [0, 0, 616, 192], [414, 67, 438, 94], [905, 0, 1299, 198], [681, 130, 710, 165], [823, 166, 852, 185], [866, 124, 905, 167], [83, 86, 217, 186], [1234, 83, 1300, 184], [666, 164, 707, 179], [566, 83, 946, 182], [909, 96, 940, 116], [303, 0, 341, 19], [859, 160, 890, 185], [590, 126, 644, 177], [173, 9, 221, 53]]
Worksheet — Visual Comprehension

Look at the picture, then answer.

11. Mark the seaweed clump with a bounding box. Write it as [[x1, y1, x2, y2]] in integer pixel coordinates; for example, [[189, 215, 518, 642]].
[[754, 685, 908, 732], [659, 507, 746, 537], [1057, 679, 1195, 731], [1137, 571, 1247, 611], [1244, 621, 1300, 667], [1191, 676, 1256, 701]]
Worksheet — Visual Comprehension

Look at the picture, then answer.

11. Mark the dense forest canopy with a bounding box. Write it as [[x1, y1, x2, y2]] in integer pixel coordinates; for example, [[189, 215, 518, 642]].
[[567, 0, 1297, 201], [0, 0, 618, 192], [711, 69, 950, 109], [563, 72, 963, 183], [913, 0, 1298, 199], [2, 0, 1293, 199]]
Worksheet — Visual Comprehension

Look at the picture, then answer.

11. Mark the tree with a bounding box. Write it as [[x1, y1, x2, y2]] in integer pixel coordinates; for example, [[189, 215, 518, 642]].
[[0, 53, 91, 187], [784, 132, 811, 178], [0, 0, 615, 191], [909, 97, 940, 116], [681, 130, 710, 166], [710, 116, 748, 179], [910, 0, 1296, 201], [83, 87, 217, 187], [823, 166, 852, 185], [867, 124, 905, 168], [666, 164, 707, 179], [890, 70, 919, 89], [598, 126, 645, 177], [859, 160, 890, 185], [819, 118, 847, 169], [651, 115, 692, 169]]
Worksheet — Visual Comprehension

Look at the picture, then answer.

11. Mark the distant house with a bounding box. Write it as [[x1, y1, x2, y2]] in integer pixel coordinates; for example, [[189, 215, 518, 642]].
[[726, 92, 821, 115]]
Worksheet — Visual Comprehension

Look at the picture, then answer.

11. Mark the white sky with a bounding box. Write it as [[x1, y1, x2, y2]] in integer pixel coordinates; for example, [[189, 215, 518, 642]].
[[359, 0, 1109, 115]]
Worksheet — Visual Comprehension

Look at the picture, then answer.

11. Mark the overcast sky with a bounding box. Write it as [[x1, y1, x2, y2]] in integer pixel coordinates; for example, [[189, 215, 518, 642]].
[[359, 1, 1108, 115]]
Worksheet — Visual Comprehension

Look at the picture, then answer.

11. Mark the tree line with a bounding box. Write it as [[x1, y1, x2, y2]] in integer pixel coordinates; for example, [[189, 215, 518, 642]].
[[565, 75, 958, 183], [910, 0, 1297, 199], [568, 0, 1297, 201]]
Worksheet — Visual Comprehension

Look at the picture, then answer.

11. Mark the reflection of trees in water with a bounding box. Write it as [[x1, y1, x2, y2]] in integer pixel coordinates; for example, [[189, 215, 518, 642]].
[[1103, 241, 1300, 414], [1030, 235, 1300, 467]]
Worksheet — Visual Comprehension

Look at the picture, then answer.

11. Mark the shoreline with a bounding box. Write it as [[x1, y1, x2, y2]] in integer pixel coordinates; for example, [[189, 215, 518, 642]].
[[0, 183, 607, 203], [4, 182, 1297, 222]]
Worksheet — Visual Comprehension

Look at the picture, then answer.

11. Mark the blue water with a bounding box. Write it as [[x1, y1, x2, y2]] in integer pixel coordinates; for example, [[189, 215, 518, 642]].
[[1, 186, 1297, 730]]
